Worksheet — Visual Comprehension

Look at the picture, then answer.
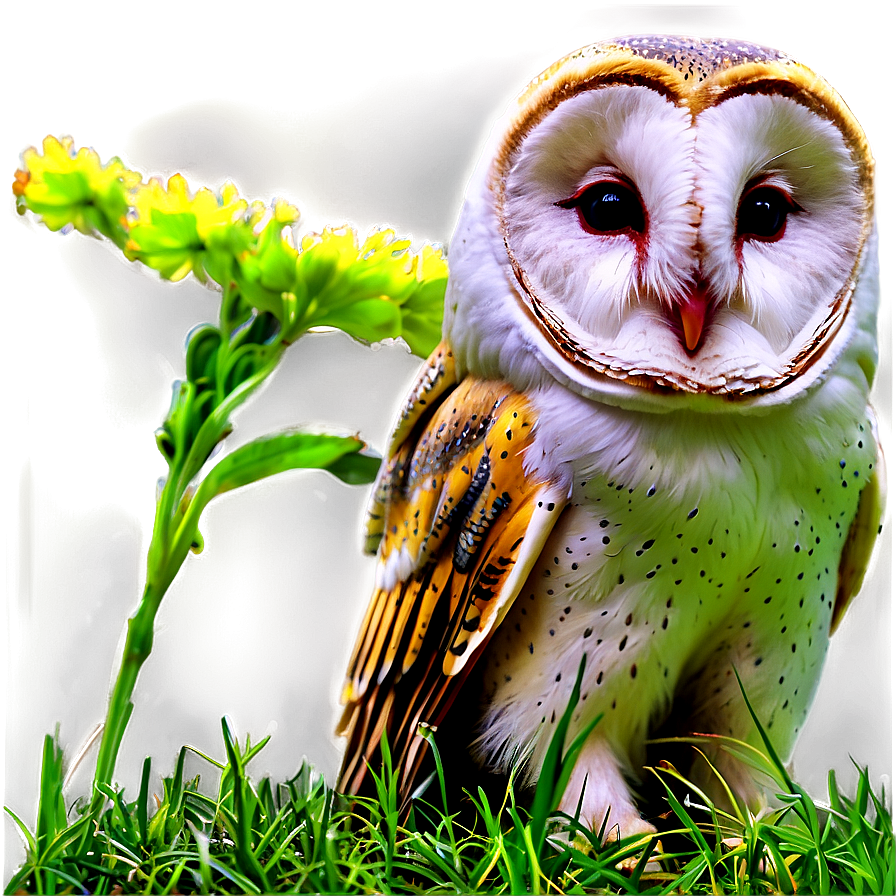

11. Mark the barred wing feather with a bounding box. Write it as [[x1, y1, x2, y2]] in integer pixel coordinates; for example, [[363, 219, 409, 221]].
[[337, 343, 567, 802]]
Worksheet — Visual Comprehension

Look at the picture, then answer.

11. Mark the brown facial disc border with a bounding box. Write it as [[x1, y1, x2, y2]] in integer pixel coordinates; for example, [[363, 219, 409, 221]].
[[492, 39, 874, 397]]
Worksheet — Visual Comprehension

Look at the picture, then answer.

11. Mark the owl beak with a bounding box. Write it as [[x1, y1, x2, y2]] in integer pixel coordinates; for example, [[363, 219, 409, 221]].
[[676, 287, 711, 354]]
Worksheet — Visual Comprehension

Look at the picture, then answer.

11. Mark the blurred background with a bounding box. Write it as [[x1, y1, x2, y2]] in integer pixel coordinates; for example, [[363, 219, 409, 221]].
[[3, 1, 891, 879]]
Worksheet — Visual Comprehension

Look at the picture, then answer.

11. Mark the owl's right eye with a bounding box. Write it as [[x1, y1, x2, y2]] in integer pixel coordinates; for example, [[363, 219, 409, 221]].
[[556, 181, 646, 235]]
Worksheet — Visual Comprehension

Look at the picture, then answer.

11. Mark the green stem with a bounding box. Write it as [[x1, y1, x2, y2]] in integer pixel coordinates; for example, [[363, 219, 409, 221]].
[[85, 309, 291, 819], [86, 358, 283, 817], [88, 581, 161, 814], [90, 476, 186, 810]]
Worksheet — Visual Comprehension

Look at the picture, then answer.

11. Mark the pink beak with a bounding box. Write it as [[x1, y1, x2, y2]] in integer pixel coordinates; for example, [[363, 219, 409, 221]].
[[676, 283, 712, 353]]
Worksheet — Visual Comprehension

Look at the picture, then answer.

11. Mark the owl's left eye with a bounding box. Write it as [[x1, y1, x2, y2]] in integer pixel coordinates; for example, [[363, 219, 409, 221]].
[[556, 181, 646, 236], [737, 185, 798, 242]]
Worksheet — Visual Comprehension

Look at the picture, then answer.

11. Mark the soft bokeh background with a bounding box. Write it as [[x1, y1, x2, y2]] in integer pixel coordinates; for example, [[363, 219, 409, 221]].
[[3, 1, 891, 879]]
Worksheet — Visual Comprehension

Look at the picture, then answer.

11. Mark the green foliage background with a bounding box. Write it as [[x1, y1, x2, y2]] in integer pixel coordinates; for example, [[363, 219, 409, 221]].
[[4, 3, 891, 888]]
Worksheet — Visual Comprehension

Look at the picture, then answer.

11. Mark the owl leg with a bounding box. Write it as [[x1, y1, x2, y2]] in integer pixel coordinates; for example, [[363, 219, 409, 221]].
[[679, 657, 818, 814], [557, 736, 656, 841], [688, 732, 766, 814]]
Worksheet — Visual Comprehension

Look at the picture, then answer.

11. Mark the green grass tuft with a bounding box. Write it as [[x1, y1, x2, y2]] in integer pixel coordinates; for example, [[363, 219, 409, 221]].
[[6, 699, 893, 893]]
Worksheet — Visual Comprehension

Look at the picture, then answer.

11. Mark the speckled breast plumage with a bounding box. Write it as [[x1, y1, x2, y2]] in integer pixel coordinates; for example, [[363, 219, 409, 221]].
[[477, 383, 877, 788]]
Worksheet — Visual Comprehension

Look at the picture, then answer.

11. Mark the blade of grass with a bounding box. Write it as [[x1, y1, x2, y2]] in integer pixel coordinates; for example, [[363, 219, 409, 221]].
[[220, 717, 272, 892], [4, 806, 37, 854], [136, 756, 151, 844]]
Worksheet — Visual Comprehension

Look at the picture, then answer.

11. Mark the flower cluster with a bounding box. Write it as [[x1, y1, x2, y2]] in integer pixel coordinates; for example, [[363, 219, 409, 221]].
[[14, 136, 446, 356]]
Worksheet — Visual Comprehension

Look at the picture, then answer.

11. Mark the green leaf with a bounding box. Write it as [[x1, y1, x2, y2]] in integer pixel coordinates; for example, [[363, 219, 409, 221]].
[[4, 807, 37, 855], [220, 718, 271, 892], [294, 235, 343, 299], [136, 756, 151, 844], [187, 387, 216, 440], [236, 281, 291, 320], [199, 430, 377, 500], [222, 344, 266, 395], [157, 379, 195, 465], [399, 276, 446, 356], [127, 211, 203, 280], [528, 654, 600, 848], [173, 363, 276, 487], [204, 215, 255, 258], [185, 325, 222, 384], [147, 209, 201, 244], [93, 202, 132, 246], [171, 431, 379, 560], [41, 169, 91, 205], [240, 310, 281, 347], [202, 219, 256, 276], [36, 730, 66, 856], [324, 448, 382, 485], [255, 232, 299, 290], [308, 296, 403, 344]]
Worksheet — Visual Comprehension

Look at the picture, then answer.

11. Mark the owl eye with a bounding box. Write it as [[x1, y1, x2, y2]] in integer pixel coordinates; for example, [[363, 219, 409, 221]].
[[737, 186, 796, 242], [557, 181, 646, 235]]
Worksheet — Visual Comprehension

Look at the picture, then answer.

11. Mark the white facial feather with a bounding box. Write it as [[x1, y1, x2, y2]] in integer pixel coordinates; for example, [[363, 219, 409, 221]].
[[696, 94, 864, 351], [504, 86, 698, 334]]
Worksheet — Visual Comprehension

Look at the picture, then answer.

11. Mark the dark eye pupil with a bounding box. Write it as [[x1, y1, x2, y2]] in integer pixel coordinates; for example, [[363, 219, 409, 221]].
[[566, 182, 645, 234], [738, 187, 790, 239]]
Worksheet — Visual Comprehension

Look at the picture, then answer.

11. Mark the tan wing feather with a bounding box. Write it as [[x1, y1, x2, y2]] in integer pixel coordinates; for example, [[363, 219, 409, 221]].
[[832, 428, 886, 634], [337, 344, 567, 803], [363, 343, 457, 555]]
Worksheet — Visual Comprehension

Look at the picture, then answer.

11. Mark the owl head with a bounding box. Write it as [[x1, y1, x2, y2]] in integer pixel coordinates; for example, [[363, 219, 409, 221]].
[[443, 36, 877, 412]]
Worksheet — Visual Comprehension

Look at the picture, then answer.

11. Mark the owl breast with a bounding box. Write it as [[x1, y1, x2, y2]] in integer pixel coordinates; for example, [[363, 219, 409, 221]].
[[474, 374, 876, 783]]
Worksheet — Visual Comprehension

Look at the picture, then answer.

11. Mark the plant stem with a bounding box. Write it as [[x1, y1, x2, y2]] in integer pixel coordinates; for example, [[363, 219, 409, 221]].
[[88, 580, 164, 815], [88, 480, 197, 815], [86, 349, 285, 816]]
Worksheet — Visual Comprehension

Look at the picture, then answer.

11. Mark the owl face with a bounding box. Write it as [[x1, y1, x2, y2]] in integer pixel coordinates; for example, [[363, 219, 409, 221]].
[[445, 37, 876, 410]]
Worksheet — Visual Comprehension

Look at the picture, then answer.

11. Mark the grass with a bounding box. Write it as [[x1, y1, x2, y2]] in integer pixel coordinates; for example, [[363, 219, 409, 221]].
[[6, 691, 893, 894]]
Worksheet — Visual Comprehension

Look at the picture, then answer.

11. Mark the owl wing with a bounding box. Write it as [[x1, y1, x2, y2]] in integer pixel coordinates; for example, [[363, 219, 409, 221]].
[[337, 342, 567, 803], [831, 422, 886, 634]]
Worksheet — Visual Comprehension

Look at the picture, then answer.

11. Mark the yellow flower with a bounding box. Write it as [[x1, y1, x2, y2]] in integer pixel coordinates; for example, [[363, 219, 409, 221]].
[[414, 243, 449, 280], [270, 198, 300, 227], [130, 175, 248, 238], [29, 134, 139, 198], [14, 136, 141, 241]]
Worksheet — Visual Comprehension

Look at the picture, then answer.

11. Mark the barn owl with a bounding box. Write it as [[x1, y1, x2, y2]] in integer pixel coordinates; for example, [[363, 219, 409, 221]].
[[336, 35, 882, 841]]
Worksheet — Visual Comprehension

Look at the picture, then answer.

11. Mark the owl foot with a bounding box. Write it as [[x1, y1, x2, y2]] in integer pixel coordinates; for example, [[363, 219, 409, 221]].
[[606, 821, 663, 873], [556, 736, 654, 839], [614, 841, 664, 874], [547, 820, 662, 874]]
